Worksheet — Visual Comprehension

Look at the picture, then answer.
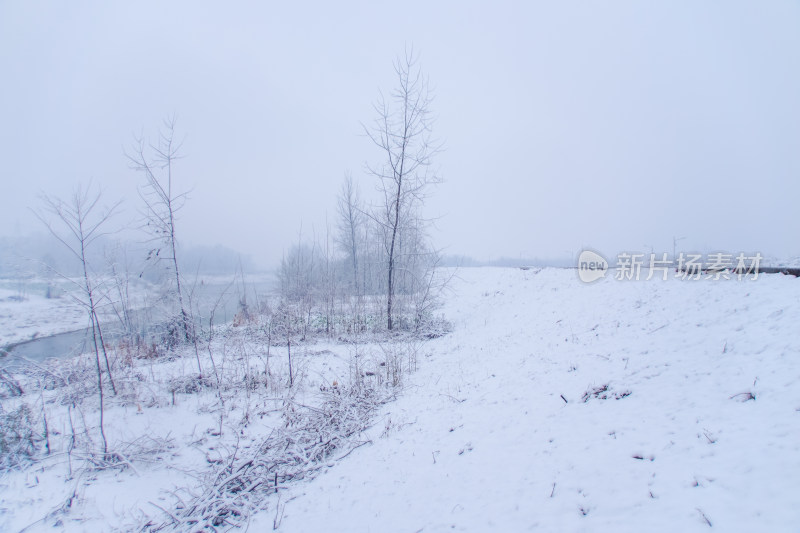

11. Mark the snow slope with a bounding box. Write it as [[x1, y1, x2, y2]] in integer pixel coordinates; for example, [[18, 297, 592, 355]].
[[251, 267, 800, 532]]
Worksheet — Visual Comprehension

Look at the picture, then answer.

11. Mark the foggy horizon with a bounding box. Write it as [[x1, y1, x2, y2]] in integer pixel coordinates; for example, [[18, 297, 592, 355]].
[[2, 1, 799, 271]]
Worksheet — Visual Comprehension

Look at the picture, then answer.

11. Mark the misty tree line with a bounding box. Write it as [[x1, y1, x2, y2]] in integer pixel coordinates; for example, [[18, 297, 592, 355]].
[[276, 172, 446, 338], [276, 51, 447, 337]]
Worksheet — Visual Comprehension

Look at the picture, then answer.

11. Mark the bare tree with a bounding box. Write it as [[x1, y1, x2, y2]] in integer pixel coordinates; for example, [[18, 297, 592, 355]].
[[365, 50, 442, 330], [34, 185, 121, 455], [128, 116, 193, 345], [277, 227, 318, 340], [106, 242, 138, 339], [336, 173, 364, 298]]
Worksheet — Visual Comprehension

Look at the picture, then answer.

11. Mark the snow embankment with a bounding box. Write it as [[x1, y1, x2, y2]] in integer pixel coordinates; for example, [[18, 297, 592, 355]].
[[258, 267, 800, 532]]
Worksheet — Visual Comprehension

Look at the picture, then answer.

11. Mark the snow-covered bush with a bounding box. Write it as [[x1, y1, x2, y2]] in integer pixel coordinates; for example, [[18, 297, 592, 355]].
[[145, 384, 388, 531], [0, 402, 40, 470]]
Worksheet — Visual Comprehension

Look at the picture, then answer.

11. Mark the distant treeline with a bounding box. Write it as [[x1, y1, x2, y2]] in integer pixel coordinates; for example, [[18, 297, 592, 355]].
[[0, 233, 256, 280]]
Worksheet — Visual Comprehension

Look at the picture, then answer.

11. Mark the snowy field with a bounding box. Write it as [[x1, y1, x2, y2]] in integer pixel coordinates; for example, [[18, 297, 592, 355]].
[[257, 267, 800, 532], [1, 267, 799, 531]]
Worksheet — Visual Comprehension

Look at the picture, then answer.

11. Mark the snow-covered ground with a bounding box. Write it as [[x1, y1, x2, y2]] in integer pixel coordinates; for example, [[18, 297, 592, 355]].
[[0, 285, 87, 347], [255, 267, 800, 532], [1, 267, 799, 531]]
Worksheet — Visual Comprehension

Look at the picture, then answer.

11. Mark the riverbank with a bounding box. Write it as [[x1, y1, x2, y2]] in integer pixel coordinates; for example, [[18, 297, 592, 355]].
[[0, 286, 87, 348]]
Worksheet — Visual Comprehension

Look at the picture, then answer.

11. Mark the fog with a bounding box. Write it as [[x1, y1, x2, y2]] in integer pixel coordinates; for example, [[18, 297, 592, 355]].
[[2, 1, 799, 269]]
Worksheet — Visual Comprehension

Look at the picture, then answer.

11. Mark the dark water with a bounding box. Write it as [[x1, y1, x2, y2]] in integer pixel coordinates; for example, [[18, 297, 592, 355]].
[[1, 328, 91, 369]]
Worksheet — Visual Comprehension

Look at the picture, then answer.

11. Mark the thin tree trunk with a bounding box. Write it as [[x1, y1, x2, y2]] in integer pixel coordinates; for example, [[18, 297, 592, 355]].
[[287, 339, 293, 388], [82, 237, 116, 395], [91, 308, 116, 395], [387, 145, 405, 331], [89, 311, 109, 456]]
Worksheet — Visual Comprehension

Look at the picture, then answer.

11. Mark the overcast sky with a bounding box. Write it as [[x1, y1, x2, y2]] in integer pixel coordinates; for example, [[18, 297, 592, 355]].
[[1, 1, 799, 268]]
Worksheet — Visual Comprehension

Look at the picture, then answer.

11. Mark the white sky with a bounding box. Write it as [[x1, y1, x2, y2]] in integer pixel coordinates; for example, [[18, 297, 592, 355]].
[[1, 1, 799, 267]]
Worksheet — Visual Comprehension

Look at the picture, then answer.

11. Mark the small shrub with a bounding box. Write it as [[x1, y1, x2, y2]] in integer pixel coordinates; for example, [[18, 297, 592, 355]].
[[0, 403, 40, 470], [168, 373, 213, 395]]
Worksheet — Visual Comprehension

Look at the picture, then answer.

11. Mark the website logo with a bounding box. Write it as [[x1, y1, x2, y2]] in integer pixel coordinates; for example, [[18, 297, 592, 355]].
[[577, 250, 608, 283]]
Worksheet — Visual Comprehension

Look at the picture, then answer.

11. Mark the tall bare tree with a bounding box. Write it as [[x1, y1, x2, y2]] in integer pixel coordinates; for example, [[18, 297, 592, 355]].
[[35, 185, 120, 455], [365, 50, 442, 330], [128, 116, 193, 344]]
